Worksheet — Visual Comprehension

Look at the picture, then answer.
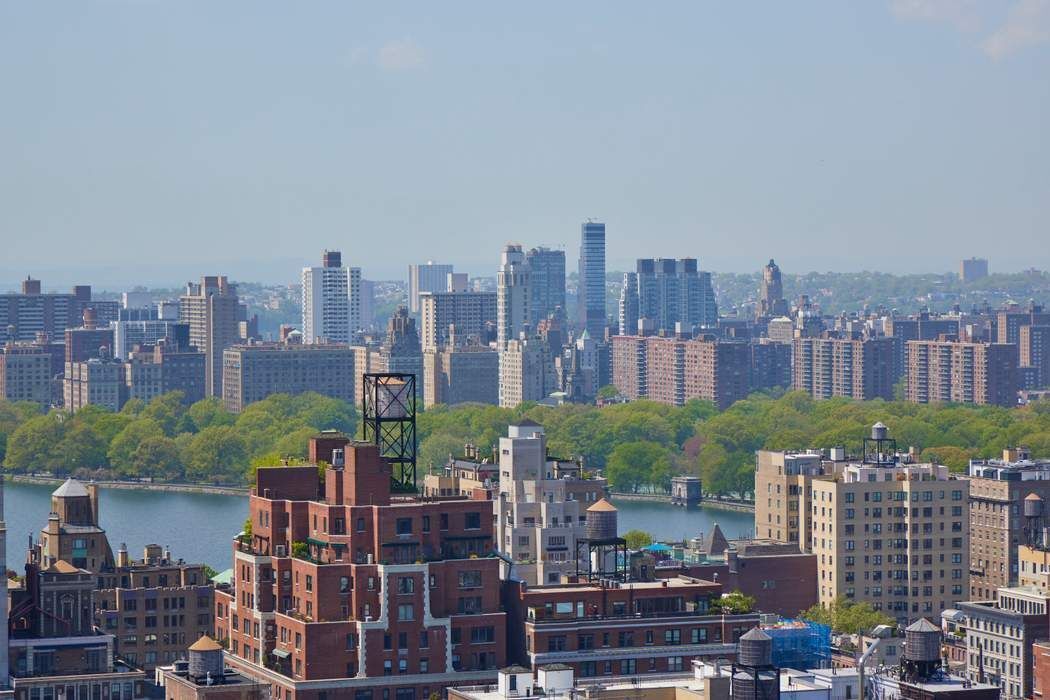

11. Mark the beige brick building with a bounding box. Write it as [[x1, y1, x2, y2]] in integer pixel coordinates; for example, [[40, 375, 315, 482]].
[[756, 424, 970, 625]]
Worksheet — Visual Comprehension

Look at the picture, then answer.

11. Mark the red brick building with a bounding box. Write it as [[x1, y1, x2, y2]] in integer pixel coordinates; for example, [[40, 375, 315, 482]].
[[503, 576, 759, 678], [214, 435, 507, 700]]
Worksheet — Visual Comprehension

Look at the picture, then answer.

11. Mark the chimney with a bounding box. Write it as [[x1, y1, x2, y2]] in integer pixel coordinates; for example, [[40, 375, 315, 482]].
[[117, 543, 129, 568]]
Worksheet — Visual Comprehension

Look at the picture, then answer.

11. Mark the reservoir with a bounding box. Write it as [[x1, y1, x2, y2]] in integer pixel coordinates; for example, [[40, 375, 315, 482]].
[[3, 481, 753, 570]]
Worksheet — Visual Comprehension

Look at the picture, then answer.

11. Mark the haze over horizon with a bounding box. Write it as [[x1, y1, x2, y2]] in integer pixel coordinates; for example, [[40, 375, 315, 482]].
[[2, 2, 1049, 286]]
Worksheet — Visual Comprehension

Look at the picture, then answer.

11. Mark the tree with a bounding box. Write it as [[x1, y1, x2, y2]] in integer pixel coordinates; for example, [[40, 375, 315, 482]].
[[597, 385, 620, 400], [186, 397, 235, 432], [183, 426, 249, 484], [108, 419, 164, 477], [56, 422, 108, 475], [605, 441, 672, 493], [4, 412, 66, 473], [130, 435, 184, 480], [800, 598, 894, 634], [623, 529, 653, 550], [711, 591, 756, 615], [140, 392, 187, 436]]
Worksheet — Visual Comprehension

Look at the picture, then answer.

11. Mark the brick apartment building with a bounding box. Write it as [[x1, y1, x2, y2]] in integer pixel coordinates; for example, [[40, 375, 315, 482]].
[[502, 576, 759, 678], [214, 435, 508, 700], [792, 336, 895, 401], [610, 334, 751, 409], [906, 338, 1018, 407]]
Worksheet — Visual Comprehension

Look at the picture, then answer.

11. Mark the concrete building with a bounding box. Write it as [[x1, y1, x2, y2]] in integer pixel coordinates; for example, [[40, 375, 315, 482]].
[[422, 339, 499, 408], [494, 421, 607, 585], [408, 261, 454, 315], [525, 247, 566, 328], [960, 258, 989, 283], [996, 304, 1050, 355], [64, 356, 127, 411], [111, 318, 190, 360], [221, 342, 355, 413], [27, 478, 213, 672], [497, 244, 530, 352], [214, 435, 508, 699], [959, 585, 1049, 699], [610, 334, 751, 410], [906, 339, 1018, 407], [576, 221, 606, 340], [419, 291, 497, 350], [755, 424, 970, 625], [65, 309, 115, 363], [0, 278, 117, 342], [966, 447, 1050, 599], [301, 250, 352, 344], [499, 336, 554, 408], [622, 258, 718, 335], [885, 312, 962, 380], [1020, 324, 1050, 388], [383, 306, 423, 400], [751, 338, 793, 391], [179, 276, 241, 398], [792, 336, 895, 401], [0, 342, 54, 406]]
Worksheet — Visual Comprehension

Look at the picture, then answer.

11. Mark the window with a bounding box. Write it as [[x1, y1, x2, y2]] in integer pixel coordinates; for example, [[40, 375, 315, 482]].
[[397, 577, 415, 594], [340, 576, 351, 593], [548, 636, 567, 651], [422, 516, 431, 533], [356, 518, 366, 532], [458, 570, 482, 588], [471, 626, 495, 644], [664, 629, 681, 645], [398, 604, 415, 621], [465, 512, 481, 530], [396, 518, 412, 535], [305, 575, 313, 592]]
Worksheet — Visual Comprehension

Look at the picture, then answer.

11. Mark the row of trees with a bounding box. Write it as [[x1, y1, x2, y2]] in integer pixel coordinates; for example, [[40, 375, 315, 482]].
[[0, 392, 357, 485], [3, 389, 1048, 490]]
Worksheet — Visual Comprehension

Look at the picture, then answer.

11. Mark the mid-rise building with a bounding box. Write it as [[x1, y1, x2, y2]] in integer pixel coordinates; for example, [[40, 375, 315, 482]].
[[383, 306, 424, 399], [65, 308, 116, 363], [959, 585, 1049, 699], [0, 342, 54, 405], [111, 317, 190, 360], [423, 339, 499, 408], [499, 336, 554, 408], [64, 355, 127, 411], [419, 291, 497, 350], [996, 303, 1050, 354], [525, 247, 566, 327], [966, 447, 1050, 599], [906, 339, 1017, 407], [179, 276, 241, 398], [755, 423, 970, 624], [793, 336, 895, 401], [0, 278, 117, 342], [301, 250, 352, 344], [960, 257, 989, 282], [576, 221, 606, 340], [610, 334, 751, 410], [408, 261, 455, 314], [214, 434, 507, 698], [494, 421, 607, 585], [221, 342, 355, 413], [751, 338, 793, 391]]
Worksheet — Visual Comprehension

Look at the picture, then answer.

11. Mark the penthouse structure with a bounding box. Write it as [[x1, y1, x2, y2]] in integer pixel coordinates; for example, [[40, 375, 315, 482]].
[[221, 342, 356, 412], [214, 434, 507, 699], [755, 424, 970, 624], [966, 447, 1050, 600], [495, 421, 608, 585], [906, 339, 1017, 407], [610, 334, 751, 410], [792, 336, 895, 401]]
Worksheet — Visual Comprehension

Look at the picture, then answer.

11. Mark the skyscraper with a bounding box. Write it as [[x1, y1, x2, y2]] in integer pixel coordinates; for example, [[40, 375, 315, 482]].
[[633, 258, 718, 334], [348, 265, 363, 341], [497, 244, 530, 349], [408, 261, 454, 314], [179, 276, 240, 397], [618, 272, 639, 336], [576, 221, 606, 339], [301, 250, 351, 344], [525, 246, 566, 326], [758, 258, 789, 319]]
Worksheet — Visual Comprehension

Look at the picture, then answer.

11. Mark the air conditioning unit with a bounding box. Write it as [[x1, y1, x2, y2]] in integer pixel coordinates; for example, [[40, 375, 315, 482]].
[[274, 545, 287, 557]]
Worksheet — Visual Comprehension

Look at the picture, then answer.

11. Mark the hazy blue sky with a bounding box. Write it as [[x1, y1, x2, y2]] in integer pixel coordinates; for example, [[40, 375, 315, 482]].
[[2, 2, 1048, 286]]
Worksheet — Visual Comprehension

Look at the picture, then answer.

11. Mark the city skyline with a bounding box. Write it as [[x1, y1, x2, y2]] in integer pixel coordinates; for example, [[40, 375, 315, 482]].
[[2, 3, 1049, 283]]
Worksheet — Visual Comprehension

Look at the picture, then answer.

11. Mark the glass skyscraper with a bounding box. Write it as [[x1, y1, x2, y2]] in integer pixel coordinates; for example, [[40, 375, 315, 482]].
[[576, 221, 606, 340]]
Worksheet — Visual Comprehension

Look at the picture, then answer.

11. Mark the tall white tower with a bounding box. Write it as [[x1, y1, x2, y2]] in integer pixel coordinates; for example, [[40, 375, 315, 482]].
[[497, 244, 530, 350], [302, 250, 351, 344]]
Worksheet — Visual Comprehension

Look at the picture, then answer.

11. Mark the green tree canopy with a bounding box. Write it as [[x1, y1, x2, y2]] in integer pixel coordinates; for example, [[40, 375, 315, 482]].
[[623, 529, 654, 550], [800, 598, 894, 634]]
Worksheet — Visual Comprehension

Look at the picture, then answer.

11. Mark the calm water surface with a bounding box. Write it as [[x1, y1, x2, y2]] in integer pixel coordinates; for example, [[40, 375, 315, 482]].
[[2, 482, 752, 571]]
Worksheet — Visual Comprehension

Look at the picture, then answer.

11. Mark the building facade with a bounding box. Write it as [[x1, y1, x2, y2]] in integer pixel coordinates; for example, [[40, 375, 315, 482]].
[[906, 339, 1018, 407], [0, 343, 54, 405], [301, 250, 351, 345], [408, 261, 454, 315], [576, 222, 606, 340], [221, 342, 355, 412], [179, 276, 241, 398], [419, 291, 496, 350], [960, 585, 1049, 699], [423, 341, 499, 408], [525, 247, 566, 328], [792, 336, 895, 401]]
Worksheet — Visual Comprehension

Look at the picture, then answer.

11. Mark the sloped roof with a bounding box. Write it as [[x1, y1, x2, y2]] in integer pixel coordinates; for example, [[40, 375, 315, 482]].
[[697, 523, 730, 556], [52, 478, 89, 498], [740, 627, 772, 642], [587, 498, 617, 513], [906, 618, 940, 633], [46, 560, 82, 575], [189, 635, 223, 652]]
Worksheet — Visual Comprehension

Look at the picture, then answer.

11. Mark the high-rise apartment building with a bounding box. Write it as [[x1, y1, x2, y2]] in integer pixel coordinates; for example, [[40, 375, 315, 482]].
[[792, 336, 895, 401], [384, 306, 423, 397], [112, 318, 190, 360], [960, 257, 989, 282], [0, 278, 118, 342], [885, 312, 962, 379], [524, 247, 566, 327], [408, 261, 454, 314], [423, 341, 499, 408], [127, 342, 206, 405], [966, 447, 1050, 600], [610, 334, 751, 410], [1020, 325, 1050, 387], [221, 342, 355, 412], [495, 422, 607, 585], [497, 244, 530, 350], [215, 435, 507, 698], [906, 339, 1017, 407], [758, 259, 789, 319], [621, 258, 718, 335], [179, 276, 241, 397], [64, 356, 127, 411], [499, 336, 553, 408], [576, 221, 606, 340], [751, 338, 793, 391], [996, 304, 1050, 353], [419, 291, 497, 350], [755, 424, 971, 625], [301, 250, 351, 344]]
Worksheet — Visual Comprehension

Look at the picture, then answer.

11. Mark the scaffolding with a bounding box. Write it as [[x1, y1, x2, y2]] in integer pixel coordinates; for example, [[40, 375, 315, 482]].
[[765, 619, 832, 670]]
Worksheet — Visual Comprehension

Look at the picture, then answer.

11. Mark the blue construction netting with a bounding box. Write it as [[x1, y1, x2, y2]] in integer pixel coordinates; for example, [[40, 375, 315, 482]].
[[765, 619, 832, 670]]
